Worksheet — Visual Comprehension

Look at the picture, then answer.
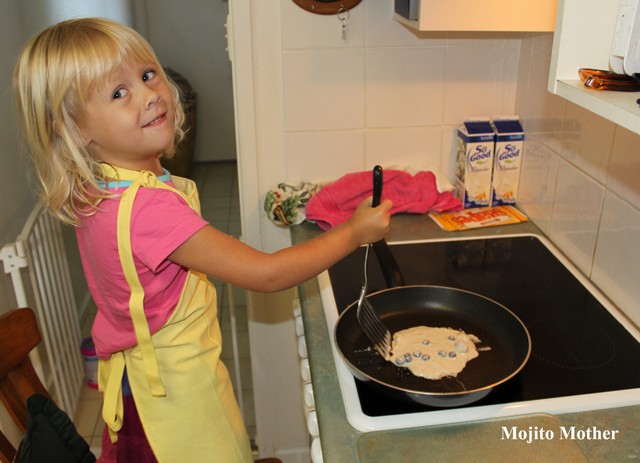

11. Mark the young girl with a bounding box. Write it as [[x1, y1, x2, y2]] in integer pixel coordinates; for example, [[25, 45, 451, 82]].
[[13, 17, 391, 463]]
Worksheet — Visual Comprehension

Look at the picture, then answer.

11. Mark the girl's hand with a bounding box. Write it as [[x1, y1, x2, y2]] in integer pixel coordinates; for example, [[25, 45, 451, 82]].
[[346, 196, 393, 246]]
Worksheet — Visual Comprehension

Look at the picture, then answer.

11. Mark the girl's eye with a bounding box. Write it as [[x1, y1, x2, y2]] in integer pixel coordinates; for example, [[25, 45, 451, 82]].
[[112, 87, 128, 100], [142, 70, 156, 82]]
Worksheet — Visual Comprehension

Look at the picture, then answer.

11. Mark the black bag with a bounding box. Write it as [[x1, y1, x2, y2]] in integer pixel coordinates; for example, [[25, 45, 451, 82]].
[[16, 394, 96, 463]]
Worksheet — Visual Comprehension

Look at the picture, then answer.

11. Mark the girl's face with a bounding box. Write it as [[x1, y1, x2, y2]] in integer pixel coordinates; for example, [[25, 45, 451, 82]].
[[78, 59, 175, 172]]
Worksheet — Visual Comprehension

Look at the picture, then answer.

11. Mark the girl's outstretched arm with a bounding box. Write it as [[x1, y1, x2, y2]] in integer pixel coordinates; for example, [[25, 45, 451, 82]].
[[168, 197, 392, 292]]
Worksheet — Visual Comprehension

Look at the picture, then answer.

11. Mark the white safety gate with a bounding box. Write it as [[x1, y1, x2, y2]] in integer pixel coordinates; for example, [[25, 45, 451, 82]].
[[1, 203, 84, 416]]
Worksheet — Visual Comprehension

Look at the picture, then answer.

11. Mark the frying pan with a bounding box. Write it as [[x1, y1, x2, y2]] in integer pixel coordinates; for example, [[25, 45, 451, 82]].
[[333, 168, 531, 408]]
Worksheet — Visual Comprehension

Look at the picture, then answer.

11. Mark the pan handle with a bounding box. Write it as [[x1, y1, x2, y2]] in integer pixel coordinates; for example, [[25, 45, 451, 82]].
[[372, 240, 406, 288], [370, 165, 406, 288]]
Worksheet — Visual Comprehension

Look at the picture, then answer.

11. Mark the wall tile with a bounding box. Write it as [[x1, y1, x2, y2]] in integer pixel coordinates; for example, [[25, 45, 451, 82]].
[[365, 47, 445, 128], [607, 126, 640, 209], [364, 126, 443, 177], [441, 125, 459, 184], [530, 33, 554, 55], [517, 139, 558, 235], [285, 130, 364, 182], [281, 0, 365, 49], [592, 192, 640, 327], [442, 44, 519, 125], [549, 160, 605, 276], [282, 49, 365, 131], [560, 104, 615, 184], [445, 33, 520, 48], [522, 48, 565, 153], [514, 36, 533, 117]]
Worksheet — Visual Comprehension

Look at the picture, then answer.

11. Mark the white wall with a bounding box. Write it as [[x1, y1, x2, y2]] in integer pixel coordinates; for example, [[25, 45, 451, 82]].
[[0, 2, 35, 313], [142, 0, 237, 162], [17, 0, 134, 35]]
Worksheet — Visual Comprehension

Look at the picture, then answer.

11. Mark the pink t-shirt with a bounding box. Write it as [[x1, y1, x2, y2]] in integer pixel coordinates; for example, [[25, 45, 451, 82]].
[[76, 181, 208, 359]]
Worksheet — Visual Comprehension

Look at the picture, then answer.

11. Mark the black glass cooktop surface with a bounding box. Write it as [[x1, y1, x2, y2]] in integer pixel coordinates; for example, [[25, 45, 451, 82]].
[[327, 235, 640, 417]]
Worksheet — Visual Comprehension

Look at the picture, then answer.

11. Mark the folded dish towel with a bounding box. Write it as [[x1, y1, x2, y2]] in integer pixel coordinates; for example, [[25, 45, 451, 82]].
[[306, 169, 462, 230], [264, 181, 320, 228]]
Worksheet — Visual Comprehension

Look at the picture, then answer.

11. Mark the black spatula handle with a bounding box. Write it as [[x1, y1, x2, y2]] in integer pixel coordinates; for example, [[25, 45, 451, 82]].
[[372, 165, 382, 208], [370, 165, 406, 288]]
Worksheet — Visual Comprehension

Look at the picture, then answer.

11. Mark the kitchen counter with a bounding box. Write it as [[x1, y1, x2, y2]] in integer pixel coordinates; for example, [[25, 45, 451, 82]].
[[291, 214, 640, 463]]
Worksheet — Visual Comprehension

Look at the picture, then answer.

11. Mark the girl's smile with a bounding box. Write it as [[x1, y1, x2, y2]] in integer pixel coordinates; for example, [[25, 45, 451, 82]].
[[142, 113, 168, 128]]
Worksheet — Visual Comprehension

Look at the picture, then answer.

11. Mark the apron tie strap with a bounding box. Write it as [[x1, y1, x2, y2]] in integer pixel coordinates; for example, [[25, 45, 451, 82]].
[[99, 353, 125, 443], [116, 172, 171, 397]]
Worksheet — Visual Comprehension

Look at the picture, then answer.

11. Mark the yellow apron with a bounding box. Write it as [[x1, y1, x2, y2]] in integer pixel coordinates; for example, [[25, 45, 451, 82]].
[[97, 165, 252, 462]]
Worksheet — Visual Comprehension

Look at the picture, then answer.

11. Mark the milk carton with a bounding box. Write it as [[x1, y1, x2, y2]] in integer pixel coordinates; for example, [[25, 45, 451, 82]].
[[455, 119, 495, 208], [491, 117, 524, 206]]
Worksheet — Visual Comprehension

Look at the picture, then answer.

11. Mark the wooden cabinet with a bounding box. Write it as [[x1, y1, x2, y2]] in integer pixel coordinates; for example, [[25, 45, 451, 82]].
[[393, 0, 557, 32], [549, 0, 640, 134]]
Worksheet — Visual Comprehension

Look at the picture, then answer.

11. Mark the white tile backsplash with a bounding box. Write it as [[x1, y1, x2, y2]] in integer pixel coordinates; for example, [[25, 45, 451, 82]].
[[442, 44, 519, 125], [285, 130, 364, 182], [560, 104, 615, 184], [282, 49, 365, 132], [521, 45, 566, 153], [365, 47, 445, 128], [517, 138, 559, 235], [549, 160, 605, 275], [592, 192, 640, 326], [607, 126, 640, 209], [364, 126, 443, 175]]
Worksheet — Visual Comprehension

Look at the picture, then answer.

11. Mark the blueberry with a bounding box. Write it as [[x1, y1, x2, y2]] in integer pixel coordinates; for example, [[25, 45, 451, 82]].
[[448, 352, 457, 358], [422, 339, 430, 346], [413, 351, 421, 358], [421, 354, 430, 361], [453, 341, 468, 353], [438, 351, 446, 358], [395, 357, 405, 366], [448, 335, 456, 341]]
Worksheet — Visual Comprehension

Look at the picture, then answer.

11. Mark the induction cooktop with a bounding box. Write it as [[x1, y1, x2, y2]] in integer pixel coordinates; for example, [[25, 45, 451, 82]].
[[318, 233, 640, 432]]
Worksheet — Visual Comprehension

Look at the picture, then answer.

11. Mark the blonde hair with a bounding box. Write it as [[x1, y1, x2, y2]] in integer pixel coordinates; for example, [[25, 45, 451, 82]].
[[13, 17, 185, 225]]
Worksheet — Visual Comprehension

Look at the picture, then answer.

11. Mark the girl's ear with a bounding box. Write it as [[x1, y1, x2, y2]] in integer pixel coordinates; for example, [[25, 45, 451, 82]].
[[72, 120, 93, 147], [80, 132, 92, 147], [53, 119, 92, 148]]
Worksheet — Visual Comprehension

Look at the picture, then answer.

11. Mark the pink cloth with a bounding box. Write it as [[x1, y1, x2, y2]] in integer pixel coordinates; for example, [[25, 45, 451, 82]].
[[305, 170, 462, 230], [76, 182, 208, 359]]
